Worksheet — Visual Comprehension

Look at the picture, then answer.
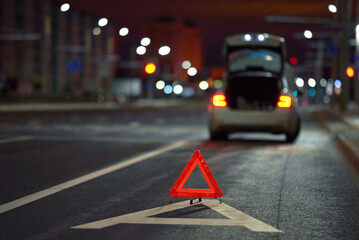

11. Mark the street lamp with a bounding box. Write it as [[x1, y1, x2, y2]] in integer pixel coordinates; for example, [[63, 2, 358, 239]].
[[136, 46, 146, 55], [304, 30, 313, 39], [141, 37, 151, 46], [60, 3, 70, 12], [119, 27, 129, 36], [98, 18, 108, 27], [328, 4, 337, 13], [158, 46, 171, 56], [187, 67, 197, 76]]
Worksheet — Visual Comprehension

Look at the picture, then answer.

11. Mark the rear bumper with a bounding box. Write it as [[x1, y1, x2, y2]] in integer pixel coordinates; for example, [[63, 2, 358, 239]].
[[208, 105, 299, 134]]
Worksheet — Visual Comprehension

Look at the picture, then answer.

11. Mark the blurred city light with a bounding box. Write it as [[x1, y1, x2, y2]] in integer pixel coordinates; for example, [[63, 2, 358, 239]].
[[293, 90, 298, 97], [308, 78, 316, 87], [320, 78, 327, 87], [155, 80, 165, 90], [158, 46, 171, 56], [213, 79, 223, 89], [119, 27, 129, 36], [136, 46, 146, 55], [295, 77, 304, 88], [308, 88, 316, 97], [346, 66, 355, 78], [181, 60, 191, 69], [334, 79, 342, 88], [173, 85, 183, 95], [244, 34, 251, 41], [187, 67, 197, 76], [98, 18, 108, 27], [289, 56, 298, 65], [328, 4, 337, 13], [326, 80, 334, 96], [60, 3, 70, 12], [334, 87, 342, 95], [144, 63, 156, 74], [141, 37, 151, 46], [92, 27, 101, 36], [257, 34, 265, 41], [304, 30, 313, 39], [199, 81, 209, 90], [164, 85, 173, 94]]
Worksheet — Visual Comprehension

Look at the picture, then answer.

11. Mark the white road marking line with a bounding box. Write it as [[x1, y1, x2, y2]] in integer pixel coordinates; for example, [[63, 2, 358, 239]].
[[72, 199, 282, 233], [31, 135, 163, 144], [0, 136, 33, 144], [0, 141, 187, 215]]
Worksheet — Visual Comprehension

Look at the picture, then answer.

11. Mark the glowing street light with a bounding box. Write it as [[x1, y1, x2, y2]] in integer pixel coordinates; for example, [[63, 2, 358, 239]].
[[304, 30, 313, 39], [187, 67, 197, 76], [156, 80, 165, 90], [119, 27, 129, 36], [328, 4, 337, 13], [141, 37, 151, 46], [199, 81, 209, 90], [60, 3, 70, 12], [173, 85, 183, 95], [136, 46, 146, 55], [98, 18, 108, 27], [158, 46, 171, 56]]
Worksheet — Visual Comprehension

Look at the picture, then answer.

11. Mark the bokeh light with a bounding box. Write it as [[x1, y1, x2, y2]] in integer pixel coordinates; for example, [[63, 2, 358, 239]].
[[158, 46, 171, 56], [60, 3, 70, 12], [182, 60, 191, 69], [199, 81, 209, 90], [119, 27, 129, 36], [136, 46, 146, 55], [187, 67, 197, 76], [141, 37, 151, 46], [156, 80, 165, 90]]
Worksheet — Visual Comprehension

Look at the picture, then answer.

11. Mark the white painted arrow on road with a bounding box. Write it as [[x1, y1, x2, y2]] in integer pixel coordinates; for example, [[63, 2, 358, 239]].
[[72, 199, 283, 233]]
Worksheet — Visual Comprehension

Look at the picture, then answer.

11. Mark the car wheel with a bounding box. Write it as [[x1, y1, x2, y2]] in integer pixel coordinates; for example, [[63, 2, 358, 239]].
[[285, 117, 301, 143], [210, 131, 228, 141]]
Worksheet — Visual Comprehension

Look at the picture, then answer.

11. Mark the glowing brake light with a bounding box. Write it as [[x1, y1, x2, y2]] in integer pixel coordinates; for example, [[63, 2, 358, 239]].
[[277, 95, 292, 108], [212, 94, 227, 107]]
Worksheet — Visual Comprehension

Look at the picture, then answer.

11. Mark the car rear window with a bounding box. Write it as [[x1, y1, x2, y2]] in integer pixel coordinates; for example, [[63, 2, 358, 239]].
[[228, 48, 281, 73]]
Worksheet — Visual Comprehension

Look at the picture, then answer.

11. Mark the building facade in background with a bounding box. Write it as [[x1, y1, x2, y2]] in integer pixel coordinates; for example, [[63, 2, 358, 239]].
[[0, 0, 116, 99], [144, 18, 203, 83]]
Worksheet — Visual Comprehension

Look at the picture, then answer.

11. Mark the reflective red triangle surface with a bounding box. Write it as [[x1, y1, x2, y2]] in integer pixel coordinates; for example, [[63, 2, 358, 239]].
[[169, 150, 222, 198]]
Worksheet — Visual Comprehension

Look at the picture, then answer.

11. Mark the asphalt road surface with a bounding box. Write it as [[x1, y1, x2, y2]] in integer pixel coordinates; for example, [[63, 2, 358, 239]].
[[0, 103, 358, 240]]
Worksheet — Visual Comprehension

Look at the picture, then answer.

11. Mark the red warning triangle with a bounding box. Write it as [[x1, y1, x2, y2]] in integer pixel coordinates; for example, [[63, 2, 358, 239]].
[[169, 150, 222, 198]]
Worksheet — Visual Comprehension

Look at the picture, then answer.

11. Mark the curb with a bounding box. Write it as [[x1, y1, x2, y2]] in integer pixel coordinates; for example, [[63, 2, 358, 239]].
[[336, 134, 359, 173], [315, 108, 359, 174]]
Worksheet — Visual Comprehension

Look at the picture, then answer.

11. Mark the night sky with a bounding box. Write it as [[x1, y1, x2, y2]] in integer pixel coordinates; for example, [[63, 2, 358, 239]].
[[67, 0, 334, 68]]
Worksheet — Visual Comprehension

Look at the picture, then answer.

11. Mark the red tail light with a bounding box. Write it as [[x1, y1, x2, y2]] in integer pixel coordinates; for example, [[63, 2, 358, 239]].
[[212, 94, 227, 107], [277, 95, 292, 108]]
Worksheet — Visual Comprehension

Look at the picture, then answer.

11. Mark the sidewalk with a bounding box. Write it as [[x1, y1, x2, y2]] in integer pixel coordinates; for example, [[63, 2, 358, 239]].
[[315, 103, 359, 173], [0, 98, 204, 113]]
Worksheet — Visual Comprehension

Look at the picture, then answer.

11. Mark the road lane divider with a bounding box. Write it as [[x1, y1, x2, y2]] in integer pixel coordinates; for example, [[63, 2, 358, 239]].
[[0, 141, 187, 215]]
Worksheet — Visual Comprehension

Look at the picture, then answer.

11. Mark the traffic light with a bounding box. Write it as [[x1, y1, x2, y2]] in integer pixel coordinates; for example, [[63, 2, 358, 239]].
[[145, 63, 156, 74], [346, 66, 354, 78]]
